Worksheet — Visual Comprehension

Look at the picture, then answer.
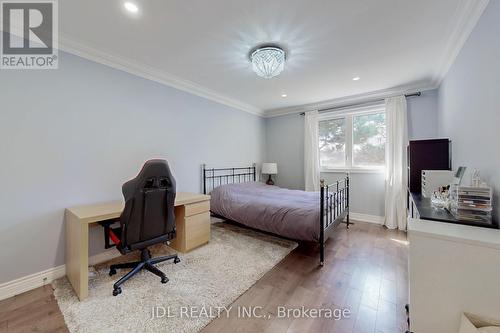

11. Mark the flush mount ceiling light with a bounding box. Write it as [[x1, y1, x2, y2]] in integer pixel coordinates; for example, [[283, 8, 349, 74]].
[[250, 46, 286, 79], [124, 1, 139, 13], [352, 76, 361, 81]]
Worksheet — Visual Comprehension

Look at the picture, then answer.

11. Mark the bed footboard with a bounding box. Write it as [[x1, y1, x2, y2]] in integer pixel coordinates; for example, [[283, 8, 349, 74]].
[[319, 175, 350, 266]]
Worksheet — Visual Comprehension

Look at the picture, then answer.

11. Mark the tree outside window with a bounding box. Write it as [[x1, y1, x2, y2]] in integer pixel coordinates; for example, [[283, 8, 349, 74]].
[[319, 110, 386, 170]]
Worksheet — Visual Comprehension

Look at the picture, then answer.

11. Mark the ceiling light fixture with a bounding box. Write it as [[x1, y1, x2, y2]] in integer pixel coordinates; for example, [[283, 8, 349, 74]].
[[352, 76, 360, 81], [250, 46, 286, 79], [124, 1, 139, 13], [281, 94, 287, 98]]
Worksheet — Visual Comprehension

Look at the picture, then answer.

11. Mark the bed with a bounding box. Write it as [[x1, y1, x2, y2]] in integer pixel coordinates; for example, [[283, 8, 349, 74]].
[[202, 164, 349, 266]]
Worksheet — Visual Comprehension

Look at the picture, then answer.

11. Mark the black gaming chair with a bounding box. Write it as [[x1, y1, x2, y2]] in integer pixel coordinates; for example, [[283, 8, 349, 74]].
[[101, 159, 180, 296]]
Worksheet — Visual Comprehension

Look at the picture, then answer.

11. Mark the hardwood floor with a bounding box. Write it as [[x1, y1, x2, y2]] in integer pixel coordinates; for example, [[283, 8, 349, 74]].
[[0, 284, 68, 333], [202, 222, 409, 333], [0, 221, 408, 333]]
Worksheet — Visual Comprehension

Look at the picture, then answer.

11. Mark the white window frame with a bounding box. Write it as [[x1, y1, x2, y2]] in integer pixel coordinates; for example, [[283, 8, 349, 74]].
[[319, 104, 386, 173]]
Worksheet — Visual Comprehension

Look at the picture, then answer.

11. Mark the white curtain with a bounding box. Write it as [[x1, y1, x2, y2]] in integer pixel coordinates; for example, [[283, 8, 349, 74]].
[[304, 110, 320, 191], [384, 96, 408, 230]]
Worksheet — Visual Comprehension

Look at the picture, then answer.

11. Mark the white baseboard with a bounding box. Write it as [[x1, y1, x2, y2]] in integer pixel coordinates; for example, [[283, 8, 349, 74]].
[[349, 212, 385, 225], [0, 265, 66, 301], [0, 250, 121, 301], [0, 213, 385, 301]]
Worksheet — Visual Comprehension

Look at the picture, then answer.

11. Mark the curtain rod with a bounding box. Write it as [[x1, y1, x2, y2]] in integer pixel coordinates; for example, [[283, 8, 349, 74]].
[[299, 92, 421, 115]]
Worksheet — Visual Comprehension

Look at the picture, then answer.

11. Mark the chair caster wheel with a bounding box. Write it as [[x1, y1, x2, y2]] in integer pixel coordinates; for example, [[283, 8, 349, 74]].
[[112, 287, 122, 296], [161, 277, 169, 284], [109, 268, 117, 276], [174, 257, 180, 264]]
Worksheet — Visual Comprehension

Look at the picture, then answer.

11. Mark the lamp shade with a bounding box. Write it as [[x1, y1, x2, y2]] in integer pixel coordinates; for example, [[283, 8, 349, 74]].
[[262, 163, 278, 175]]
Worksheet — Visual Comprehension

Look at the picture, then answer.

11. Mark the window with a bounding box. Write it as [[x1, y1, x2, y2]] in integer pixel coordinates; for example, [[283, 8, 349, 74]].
[[318, 118, 346, 168], [319, 107, 386, 171]]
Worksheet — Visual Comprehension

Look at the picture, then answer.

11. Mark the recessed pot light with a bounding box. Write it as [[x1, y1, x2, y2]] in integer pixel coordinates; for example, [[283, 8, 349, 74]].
[[124, 1, 139, 13], [352, 76, 360, 81]]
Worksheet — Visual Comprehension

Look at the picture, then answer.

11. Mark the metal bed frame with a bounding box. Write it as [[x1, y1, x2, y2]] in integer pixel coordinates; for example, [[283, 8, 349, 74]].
[[202, 164, 349, 266], [319, 177, 350, 266], [202, 164, 256, 194]]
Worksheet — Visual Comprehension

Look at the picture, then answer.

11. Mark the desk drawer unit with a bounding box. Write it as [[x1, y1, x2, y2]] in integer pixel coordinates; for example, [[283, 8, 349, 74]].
[[184, 200, 210, 217], [185, 212, 210, 250], [170, 200, 210, 252]]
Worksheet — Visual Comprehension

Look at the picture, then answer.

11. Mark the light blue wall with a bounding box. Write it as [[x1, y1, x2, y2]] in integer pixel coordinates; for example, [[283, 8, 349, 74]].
[[438, 0, 500, 220], [408, 89, 439, 140], [265, 114, 305, 190], [265, 89, 439, 217], [0, 52, 266, 283], [320, 172, 386, 217]]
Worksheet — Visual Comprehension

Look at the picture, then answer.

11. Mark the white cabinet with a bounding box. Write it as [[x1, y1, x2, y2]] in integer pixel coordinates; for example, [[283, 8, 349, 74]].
[[408, 218, 500, 333]]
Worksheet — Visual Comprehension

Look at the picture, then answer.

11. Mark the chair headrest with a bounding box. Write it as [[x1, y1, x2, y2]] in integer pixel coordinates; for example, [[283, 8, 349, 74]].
[[137, 159, 171, 178], [123, 159, 176, 196]]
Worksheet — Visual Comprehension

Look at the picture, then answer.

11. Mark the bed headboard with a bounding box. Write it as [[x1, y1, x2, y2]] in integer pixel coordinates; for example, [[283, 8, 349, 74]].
[[202, 163, 256, 194]]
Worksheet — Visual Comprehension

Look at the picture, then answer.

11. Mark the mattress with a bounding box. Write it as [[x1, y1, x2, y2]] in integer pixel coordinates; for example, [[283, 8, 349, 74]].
[[209, 182, 320, 241]]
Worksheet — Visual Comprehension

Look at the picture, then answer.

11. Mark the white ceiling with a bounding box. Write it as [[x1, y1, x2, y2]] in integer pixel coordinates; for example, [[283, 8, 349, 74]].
[[58, 0, 488, 116]]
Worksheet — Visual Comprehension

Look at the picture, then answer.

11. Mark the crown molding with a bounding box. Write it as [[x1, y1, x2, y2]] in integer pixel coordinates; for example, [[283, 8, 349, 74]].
[[57, 34, 265, 117], [263, 80, 438, 118], [265, 0, 490, 120], [431, 0, 490, 86], [55, 0, 488, 120]]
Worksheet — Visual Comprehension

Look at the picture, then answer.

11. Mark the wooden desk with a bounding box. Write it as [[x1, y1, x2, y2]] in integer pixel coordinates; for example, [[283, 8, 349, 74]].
[[65, 192, 210, 300]]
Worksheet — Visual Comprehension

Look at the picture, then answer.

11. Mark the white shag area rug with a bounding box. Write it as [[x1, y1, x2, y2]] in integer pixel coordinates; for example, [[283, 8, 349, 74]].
[[53, 221, 297, 333]]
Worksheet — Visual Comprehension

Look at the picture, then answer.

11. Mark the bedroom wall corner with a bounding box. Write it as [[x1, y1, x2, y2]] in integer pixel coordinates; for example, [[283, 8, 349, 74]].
[[436, 0, 500, 220]]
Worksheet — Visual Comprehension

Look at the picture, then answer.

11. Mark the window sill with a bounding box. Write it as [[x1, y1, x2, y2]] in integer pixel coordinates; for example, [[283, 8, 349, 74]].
[[320, 168, 385, 174]]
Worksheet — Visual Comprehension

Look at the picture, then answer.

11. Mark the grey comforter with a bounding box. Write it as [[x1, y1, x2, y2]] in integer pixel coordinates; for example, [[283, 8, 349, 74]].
[[210, 182, 320, 241]]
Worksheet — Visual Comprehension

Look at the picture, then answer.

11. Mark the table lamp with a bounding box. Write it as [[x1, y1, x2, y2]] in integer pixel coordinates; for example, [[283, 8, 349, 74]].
[[262, 163, 278, 185]]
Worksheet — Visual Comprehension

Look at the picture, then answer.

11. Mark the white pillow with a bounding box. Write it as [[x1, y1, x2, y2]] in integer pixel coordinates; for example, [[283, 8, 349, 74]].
[[478, 327, 500, 333]]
